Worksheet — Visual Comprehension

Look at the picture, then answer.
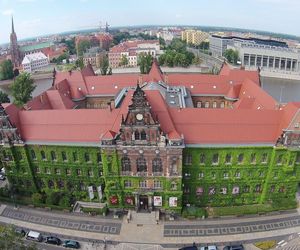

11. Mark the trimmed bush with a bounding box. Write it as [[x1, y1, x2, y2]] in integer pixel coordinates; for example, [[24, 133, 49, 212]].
[[255, 240, 276, 250], [182, 206, 207, 218]]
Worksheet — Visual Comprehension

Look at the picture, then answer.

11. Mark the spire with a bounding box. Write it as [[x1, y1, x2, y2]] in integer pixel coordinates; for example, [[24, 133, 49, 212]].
[[11, 16, 15, 33]]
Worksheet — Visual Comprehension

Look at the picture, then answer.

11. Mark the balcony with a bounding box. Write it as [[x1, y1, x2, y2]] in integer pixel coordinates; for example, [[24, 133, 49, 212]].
[[136, 172, 148, 177], [152, 172, 163, 176], [121, 171, 132, 176]]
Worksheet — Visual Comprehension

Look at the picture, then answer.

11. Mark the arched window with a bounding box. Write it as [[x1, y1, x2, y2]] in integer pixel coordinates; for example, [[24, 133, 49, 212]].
[[152, 157, 162, 173], [121, 156, 131, 172], [137, 157, 147, 172], [134, 130, 140, 140], [141, 130, 147, 140]]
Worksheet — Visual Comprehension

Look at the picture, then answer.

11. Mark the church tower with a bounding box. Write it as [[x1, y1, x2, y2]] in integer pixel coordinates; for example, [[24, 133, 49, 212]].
[[10, 16, 21, 68]]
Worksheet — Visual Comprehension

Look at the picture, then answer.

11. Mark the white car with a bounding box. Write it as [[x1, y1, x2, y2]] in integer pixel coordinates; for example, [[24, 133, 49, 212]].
[[200, 246, 218, 250]]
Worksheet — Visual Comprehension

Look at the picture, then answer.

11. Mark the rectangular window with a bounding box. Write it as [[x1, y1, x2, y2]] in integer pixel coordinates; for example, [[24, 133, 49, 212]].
[[88, 169, 93, 177], [277, 154, 283, 165], [223, 172, 229, 179], [212, 153, 219, 165], [296, 153, 300, 163], [235, 171, 241, 178], [62, 151, 67, 161], [199, 154, 205, 164], [35, 167, 40, 173], [76, 169, 82, 176], [184, 154, 192, 165], [250, 153, 256, 164], [205, 101, 209, 108], [220, 102, 225, 108], [212, 101, 217, 108], [45, 167, 51, 174], [261, 153, 268, 163], [198, 172, 204, 179], [124, 180, 132, 188], [139, 180, 147, 188], [84, 152, 90, 162], [97, 153, 102, 163], [225, 154, 231, 164], [41, 151, 46, 161], [66, 169, 71, 175], [31, 150, 37, 160], [154, 180, 162, 189], [237, 153, 244, 164], [73, 152, 78, 162], [55, 168, 60, 175], [197, 101, 202, 108]]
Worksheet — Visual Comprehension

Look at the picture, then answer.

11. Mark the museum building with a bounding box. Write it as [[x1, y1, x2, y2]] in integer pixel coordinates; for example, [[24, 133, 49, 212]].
[[1, 61, 300, 212]]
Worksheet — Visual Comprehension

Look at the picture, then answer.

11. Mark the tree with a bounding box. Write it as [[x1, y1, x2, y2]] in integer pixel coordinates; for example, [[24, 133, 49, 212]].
[[76, 40, 91, 56], [119, 55, 129, 67], [99, 56, 110, 75], [10, 72, 36, 107], [224, 49, 239, 65], [0, 225, 37, 249], [138, 53, 153, 74], [0, 60, 14, 80], [75, 57, 84, 70], [0, 90, 10, 103]]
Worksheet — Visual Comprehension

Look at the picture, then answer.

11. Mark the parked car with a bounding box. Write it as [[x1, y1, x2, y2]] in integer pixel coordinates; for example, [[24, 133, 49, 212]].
[[25, 230, 43, 242], [45, 236, 61, 245], [200, 246, 218, 250], [0, 174, 6, 180], [223, 245, 244, 250], [63, 240, 80, 249], [14, 228, 26, 237], [179, 246, 198, 250]]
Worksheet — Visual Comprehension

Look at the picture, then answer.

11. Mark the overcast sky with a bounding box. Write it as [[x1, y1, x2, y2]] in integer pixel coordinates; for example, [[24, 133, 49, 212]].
[[1, 0, 300, 44]]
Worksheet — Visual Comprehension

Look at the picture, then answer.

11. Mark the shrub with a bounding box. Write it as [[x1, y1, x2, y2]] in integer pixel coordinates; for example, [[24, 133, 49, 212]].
[[31, 193, 43, 205], [81, 206, 108, 216], [182, 206, 207, 218]]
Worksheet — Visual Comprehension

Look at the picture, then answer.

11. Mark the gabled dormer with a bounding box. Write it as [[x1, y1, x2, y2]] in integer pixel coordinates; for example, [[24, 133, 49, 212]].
[[118, 85, 162, 146]]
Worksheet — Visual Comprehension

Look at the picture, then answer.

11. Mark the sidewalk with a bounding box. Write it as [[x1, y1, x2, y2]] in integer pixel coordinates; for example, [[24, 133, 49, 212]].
[[1, 203, 300, 246]]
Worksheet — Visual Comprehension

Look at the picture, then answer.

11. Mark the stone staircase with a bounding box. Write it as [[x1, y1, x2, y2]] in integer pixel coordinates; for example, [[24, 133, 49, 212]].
[[129, 210, 157, 225]]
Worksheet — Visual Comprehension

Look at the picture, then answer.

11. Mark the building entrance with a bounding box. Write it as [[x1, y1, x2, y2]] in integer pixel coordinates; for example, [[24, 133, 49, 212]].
[[139, 195, 148, 210]]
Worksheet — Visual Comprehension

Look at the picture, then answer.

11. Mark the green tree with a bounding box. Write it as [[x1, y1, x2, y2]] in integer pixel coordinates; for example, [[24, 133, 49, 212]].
[[0, 60, 14, 80], [100, 56, 110, 75], [76, 40, 91, 56], [138, 53, 153, 74], [224, 49, 239, 65], [75, 57, 84, 70], [119, 55, 129, 67], [10, 72, 36, 107], [0, 90, 10, 103], [0, 225, 37, 249]]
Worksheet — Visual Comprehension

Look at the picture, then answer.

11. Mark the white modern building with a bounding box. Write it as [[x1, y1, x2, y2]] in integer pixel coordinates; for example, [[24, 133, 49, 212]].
[[229, 42, 300, 73], [22, 52, 49, 73]]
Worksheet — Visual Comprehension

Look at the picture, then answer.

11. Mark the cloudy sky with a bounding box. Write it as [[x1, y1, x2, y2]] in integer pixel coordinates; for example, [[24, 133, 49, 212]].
[[1, 0, 299, 44]]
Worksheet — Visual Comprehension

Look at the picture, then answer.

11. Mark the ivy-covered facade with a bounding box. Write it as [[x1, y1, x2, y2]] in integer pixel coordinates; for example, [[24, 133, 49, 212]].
[[1, 62, 300, 214]]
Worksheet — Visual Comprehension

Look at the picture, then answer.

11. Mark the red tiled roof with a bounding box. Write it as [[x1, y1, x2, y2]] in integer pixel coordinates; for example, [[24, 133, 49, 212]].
[[169, 108, 283, 145], [7, 62, 298, 146]]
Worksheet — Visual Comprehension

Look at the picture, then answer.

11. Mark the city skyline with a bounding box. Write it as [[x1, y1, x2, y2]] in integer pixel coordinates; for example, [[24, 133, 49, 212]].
[[0, 0, 300, 44]]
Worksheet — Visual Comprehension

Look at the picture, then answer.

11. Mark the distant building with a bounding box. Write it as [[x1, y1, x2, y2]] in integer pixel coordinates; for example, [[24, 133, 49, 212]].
[[108, 40, 161, 68], [22, 52, 49, 73], [75, 33, 113, 55], [83, 47, 106, 68], [181, 30, 209, 46], [9, 17, 21, 68], [210, 35, 300, 73], [209, 35, 288, 57]]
